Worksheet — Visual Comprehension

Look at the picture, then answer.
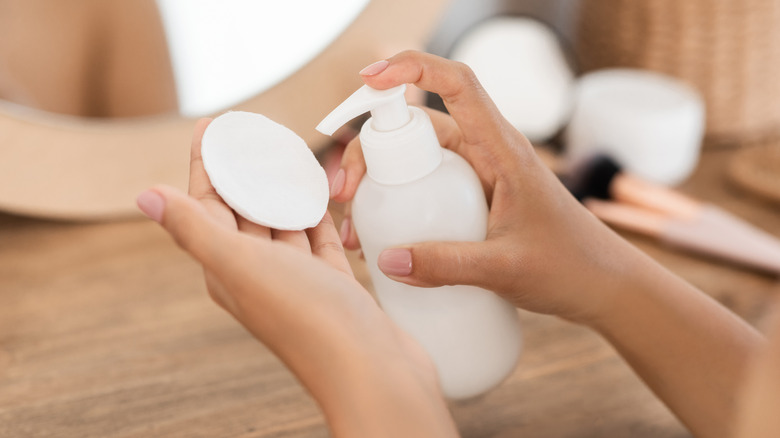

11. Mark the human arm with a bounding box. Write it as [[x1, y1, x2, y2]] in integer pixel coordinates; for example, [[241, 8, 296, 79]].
[[137, 118, 458, 438], [333, 51, 766, 438], [734, 298, 780, 438]]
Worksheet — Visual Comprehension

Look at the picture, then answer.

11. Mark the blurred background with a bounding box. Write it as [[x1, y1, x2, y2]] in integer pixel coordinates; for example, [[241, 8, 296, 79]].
[[1, 1, 779, 436], [1, 0, 779, 219]]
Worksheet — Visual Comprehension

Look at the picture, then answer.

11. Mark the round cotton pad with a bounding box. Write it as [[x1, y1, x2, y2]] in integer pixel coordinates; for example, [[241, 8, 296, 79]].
[[201, 111, 329, 230]]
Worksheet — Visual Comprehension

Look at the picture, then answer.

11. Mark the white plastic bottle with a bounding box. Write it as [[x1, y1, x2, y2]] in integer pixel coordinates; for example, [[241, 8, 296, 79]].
[[316, 85, 521, 399]]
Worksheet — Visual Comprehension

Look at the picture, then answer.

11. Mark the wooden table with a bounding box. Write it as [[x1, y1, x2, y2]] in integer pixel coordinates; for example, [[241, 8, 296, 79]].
[[1, 148, 778, 437]]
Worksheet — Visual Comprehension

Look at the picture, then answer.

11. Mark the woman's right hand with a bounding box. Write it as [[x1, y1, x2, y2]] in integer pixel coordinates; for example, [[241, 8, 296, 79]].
[[333, 52, 765, 438], [331, 51, 649, 326]]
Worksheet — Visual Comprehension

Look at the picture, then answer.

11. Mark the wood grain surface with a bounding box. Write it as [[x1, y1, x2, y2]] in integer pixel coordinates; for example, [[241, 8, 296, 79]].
[[1, 148, 778, 437]]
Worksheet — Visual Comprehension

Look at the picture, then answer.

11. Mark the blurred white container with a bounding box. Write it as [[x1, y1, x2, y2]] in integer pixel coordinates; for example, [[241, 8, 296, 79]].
[[450, 17, 574, 143], [565, 69, 705, 186]]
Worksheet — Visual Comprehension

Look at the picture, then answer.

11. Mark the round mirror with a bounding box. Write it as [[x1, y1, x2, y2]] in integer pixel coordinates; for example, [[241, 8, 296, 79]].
[[0, 0, 448, 220], [158, 0, 369, 117], [0, 0, 370, 118]]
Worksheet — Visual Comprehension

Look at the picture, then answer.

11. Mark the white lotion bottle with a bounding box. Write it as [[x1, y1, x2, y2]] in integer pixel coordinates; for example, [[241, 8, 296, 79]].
[[317, 85, 521, 399]]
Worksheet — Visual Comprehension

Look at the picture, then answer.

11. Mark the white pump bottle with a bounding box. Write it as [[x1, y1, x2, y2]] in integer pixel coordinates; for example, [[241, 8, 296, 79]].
[[317, 85, 521, 399]]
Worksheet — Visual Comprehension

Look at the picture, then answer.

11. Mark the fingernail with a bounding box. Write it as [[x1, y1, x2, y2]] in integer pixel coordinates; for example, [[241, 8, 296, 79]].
[[359, 60, 389, 76], [136, 190, 165, 223], [378, 248, 412, 277], [340, 216, 351, 245], [330, 168, 346, 199]]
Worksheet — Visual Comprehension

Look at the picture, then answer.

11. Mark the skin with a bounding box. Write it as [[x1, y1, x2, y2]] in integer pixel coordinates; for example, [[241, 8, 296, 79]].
[[733, 299, 780, 438], [140, 51, 774, 437]]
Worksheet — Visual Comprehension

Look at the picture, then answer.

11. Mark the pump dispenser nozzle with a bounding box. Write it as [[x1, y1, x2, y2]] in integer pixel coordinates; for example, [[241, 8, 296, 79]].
[[315, 84, 521, 401], [316, 84, 442, 185], [316, 85, 410, 134]]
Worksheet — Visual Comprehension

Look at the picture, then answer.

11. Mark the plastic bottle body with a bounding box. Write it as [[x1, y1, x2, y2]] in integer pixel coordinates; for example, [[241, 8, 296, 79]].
[[352, 149, 522, 400]]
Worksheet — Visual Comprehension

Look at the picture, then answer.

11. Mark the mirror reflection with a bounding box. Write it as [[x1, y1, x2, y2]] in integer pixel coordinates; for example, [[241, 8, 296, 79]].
[[0, 0, 177, 117], [0, 0, 370, 118]]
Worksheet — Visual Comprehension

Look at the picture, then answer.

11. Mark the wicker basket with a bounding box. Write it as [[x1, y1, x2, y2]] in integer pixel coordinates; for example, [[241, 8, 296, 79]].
[[575, 0, 780, 145], [730, 138, 780, 205]]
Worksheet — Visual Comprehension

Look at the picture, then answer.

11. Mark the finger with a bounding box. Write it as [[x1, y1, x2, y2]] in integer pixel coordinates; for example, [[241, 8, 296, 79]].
[[339, 208, 362, 251], [271, 229, 311, 253], [361, 51, 508, 147], [237, 216, 272, 239], [188, 118, 216, 199], [188, 118, 237, 229], [138, 184, 237, 272], [423, 107, 463, 154], [332, 135, 365, 203], [307, 211, 353, 276], [376, 241, 490, 288]]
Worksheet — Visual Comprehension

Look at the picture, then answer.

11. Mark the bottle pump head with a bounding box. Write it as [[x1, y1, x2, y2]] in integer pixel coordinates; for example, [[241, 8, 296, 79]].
[[316, 84, 410, 134], [316, 84, 442, 185]]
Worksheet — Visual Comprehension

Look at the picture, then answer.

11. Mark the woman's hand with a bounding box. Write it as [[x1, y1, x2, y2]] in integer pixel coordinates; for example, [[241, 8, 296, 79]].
[[137, 118, 458, 438], [333, 51, 639, 325], [333, 51, 764, 438]]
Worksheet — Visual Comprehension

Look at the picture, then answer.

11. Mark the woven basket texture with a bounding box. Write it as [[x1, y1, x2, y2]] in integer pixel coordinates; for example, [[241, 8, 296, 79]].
[[576, 0, 780, 144], [730, 139, 780, 204]]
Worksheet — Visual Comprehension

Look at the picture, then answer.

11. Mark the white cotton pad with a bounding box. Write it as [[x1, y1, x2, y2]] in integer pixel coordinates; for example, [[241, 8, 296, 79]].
[[449, 17, 574, 143], [201, 111, 329, 230]]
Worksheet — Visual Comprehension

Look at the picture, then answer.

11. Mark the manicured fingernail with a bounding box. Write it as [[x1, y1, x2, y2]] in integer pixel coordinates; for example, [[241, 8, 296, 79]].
[[330, 168, 346, 199], [359, 60, 389, 76], [340, 216, 352, 245], [378, 248, 412, 277], [136, 190, 165, 223]]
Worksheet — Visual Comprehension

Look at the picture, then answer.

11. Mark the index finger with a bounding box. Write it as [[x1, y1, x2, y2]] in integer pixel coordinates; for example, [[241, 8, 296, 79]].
[[306, 212, 353, 276], [188, 117, 216, 200], [361, 51, 508, 147], [187, 118, 237, 229]]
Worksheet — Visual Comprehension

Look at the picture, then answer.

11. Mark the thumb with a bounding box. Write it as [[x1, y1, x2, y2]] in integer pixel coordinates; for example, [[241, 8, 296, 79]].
[[136, 185, 235, 270], [377, 241, 489, 288]]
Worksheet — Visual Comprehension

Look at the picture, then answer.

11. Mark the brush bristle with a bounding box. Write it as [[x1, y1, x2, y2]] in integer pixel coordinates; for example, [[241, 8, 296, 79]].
[[563, 154, 621, 201]]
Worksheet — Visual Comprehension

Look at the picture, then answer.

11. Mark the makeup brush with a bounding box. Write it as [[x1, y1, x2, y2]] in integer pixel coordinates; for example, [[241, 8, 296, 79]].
[[562, 154, 780, 275]]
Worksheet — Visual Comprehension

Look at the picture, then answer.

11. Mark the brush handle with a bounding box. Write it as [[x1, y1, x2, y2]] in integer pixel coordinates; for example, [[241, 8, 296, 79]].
[[587, 200, 780, 276], [612, 173, 702, 220], [662, 206, 780, 275]]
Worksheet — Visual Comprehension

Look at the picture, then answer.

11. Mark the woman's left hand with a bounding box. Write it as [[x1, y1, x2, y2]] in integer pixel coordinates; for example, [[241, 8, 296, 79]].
[[136, 118, 457, 438]]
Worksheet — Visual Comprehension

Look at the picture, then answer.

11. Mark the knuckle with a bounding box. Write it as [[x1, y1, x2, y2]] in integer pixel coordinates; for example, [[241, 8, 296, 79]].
[[454, 62, 479, 88], [455, 61, 476, 81], [416, 244, 465, 286], [456, 62, 489, 99], [395, 49, 421, 61], [312, 240, 345, 255], [318, 211, 336, 228], [439, 61, 476, 102], [445, 246, 468, 286], [457, 246, 482, 285], [189, 154, 204, 168]]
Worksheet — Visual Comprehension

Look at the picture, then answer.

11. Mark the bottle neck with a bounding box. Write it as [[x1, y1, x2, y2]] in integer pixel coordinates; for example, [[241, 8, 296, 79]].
[[359, 106, 443, 185]]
